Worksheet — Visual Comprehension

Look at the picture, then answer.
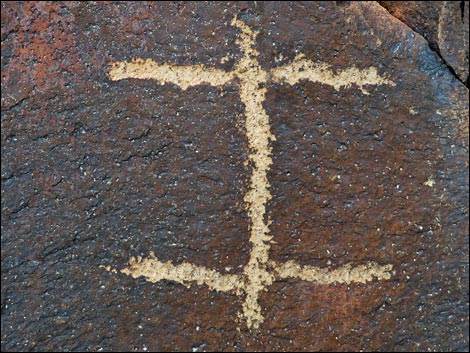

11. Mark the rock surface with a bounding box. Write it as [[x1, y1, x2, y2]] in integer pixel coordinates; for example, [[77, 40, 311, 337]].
[[1, 2, 468, 352], [379, 1, 469, 85]]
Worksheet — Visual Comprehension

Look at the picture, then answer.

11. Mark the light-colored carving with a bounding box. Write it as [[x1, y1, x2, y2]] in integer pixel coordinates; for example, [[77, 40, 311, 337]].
[[107, 16, 395, 330], [273, 260, 393, 284], [271, 53, 396, 94]]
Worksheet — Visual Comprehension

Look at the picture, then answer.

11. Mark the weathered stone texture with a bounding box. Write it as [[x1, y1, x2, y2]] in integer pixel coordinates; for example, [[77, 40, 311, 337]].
[[379, 1, 469, 85], [1, 1, 468, 352]]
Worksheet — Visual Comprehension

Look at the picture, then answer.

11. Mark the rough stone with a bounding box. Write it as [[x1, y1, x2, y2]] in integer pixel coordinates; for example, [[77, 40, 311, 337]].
[[379, 1, 470, 85], [1, 1, 469, 352]]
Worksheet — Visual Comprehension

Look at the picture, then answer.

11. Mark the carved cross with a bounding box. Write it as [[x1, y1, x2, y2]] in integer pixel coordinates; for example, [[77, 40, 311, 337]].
[[106, 16, 395, 330]]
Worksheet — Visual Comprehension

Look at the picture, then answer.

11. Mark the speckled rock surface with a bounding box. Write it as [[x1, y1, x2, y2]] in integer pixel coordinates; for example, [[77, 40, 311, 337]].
[[1, 2, 468, 352]]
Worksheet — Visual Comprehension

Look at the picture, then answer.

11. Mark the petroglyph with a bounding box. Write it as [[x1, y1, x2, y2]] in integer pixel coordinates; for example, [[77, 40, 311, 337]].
[[273, 261, 394, 284], [107, 16, 395, 330], [122, 252, 243, 293], [270, 53, 396, 94]]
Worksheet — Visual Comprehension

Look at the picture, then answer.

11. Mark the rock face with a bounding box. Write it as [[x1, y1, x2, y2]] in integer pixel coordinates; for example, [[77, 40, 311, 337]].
[[379, 1, 470, 85], [1, 2, 468, 352]]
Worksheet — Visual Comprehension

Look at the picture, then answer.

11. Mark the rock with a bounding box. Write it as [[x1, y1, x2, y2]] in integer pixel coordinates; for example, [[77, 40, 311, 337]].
[[1, 2, 468, 351], [379, 1, 470, 85]]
